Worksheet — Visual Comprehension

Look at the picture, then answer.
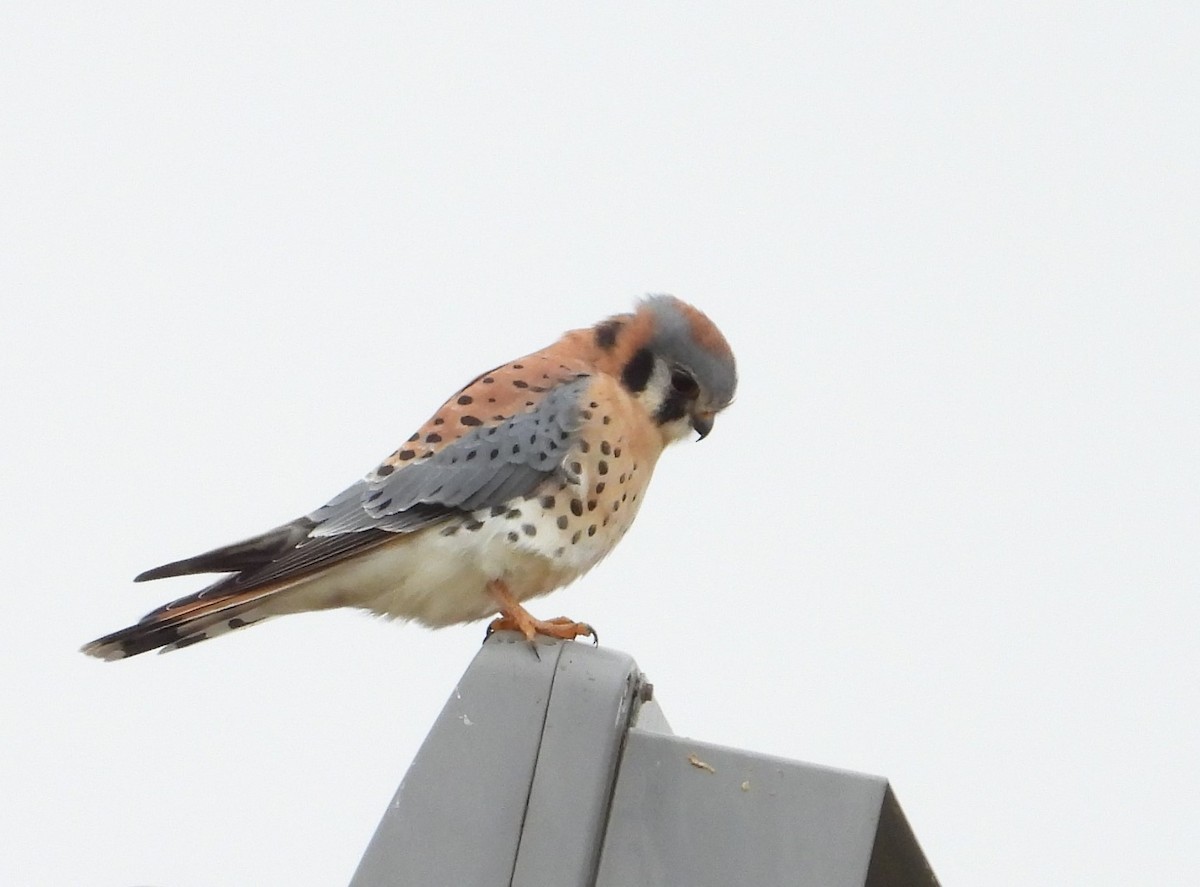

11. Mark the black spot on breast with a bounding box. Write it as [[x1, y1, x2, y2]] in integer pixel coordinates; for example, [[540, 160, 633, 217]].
[[461, 415, 482, 426], [587, 525, 597, 537], [579, 440, 591, 453], [570, 499, 583, 516], [408, 433, 419, 442], [490, 448, 500, 459], [621, 347, 655, 393], [376, 464, 394, 477], [598, 461, 609, 475], [594, 319, 622, 349], [522, 524, 537, 536], [398, 449, 416, 461], [557, 515, 569, 530], [513, 379, 529, 389], [441, 525, 459, 536], [570, 461, 582, 475], [602, 415, 611, 425], [507, 531, 519, 542], [600, 441, 611, 455], [596, 482, 606, 494], [464, 520, 484, 531], [614, 446, 622, 457], [540, 495, 556, 509], [571, 530, 582, 544], [513, 363, 524, 369], [457, 394, 473, 405], [490, 505, 507, 517], [506, 508, 522, 519], [434, 417, 445, 425], [483, 376, 495, 384], [426, 432, 443, 443]]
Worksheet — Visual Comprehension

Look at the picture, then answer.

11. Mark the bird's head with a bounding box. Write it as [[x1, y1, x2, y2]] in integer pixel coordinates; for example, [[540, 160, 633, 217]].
[[594, 295, 737, 444]]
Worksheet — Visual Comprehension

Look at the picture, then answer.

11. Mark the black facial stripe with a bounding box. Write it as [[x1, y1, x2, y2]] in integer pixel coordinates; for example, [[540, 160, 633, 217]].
[[620, 347, 654, 393], [654, 389, 690, 425], [594, 320, 622, 350]]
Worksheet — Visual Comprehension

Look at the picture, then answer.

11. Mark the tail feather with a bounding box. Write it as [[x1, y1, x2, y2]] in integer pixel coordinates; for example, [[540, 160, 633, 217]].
[[80, 581, 297, 660]]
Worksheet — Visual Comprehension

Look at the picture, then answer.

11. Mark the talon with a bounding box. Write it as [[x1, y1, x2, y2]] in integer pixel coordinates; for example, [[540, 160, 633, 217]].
[[485, 580, 598, 646]]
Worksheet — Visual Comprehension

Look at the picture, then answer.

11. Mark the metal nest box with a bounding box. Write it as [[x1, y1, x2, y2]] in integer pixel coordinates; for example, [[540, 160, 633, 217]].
[[351, 634, 938, 886]]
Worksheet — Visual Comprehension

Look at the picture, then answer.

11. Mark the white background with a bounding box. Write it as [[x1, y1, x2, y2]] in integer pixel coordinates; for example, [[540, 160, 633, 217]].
[[3, 3, 1197, 885]]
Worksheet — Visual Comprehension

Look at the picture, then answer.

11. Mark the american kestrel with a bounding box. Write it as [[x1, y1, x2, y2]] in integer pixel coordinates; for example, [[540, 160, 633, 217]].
[[82, 296, 737, 660]]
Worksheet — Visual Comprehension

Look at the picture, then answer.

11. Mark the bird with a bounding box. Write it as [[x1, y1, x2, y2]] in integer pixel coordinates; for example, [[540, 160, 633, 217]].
[[81, 295, 737, 660]]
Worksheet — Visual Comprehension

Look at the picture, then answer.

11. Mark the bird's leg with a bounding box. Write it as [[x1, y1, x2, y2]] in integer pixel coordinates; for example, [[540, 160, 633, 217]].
[[485, 580, 597, 645]]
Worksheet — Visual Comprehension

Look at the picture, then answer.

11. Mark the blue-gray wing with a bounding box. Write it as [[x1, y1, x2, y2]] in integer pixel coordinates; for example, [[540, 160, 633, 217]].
[[308, 374, 590, 536], [134, 375, 590, 595]]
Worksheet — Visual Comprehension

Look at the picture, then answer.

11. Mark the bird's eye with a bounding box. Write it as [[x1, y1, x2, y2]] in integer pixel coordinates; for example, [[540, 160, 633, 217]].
[[670, 369, 700, 398]]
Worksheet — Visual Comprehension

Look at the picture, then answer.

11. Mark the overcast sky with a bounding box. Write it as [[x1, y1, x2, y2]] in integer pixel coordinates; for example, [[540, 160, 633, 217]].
[[3, 3, 1197, 885]]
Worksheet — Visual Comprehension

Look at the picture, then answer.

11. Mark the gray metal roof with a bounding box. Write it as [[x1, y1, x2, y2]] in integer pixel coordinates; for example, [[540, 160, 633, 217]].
[[350, 634, 938, 886]]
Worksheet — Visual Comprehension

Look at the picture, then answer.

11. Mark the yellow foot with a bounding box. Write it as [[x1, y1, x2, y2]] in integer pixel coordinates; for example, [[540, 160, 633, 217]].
[[485, 580, 598, 646]]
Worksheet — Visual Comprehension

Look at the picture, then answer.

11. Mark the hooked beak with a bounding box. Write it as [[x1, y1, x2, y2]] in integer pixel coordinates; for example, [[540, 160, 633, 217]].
[[691, 410, 715, 440]]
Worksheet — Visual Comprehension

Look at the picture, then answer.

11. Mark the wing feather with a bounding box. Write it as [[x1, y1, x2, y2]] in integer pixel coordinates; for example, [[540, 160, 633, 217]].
[[132, 375, 591, 601]]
